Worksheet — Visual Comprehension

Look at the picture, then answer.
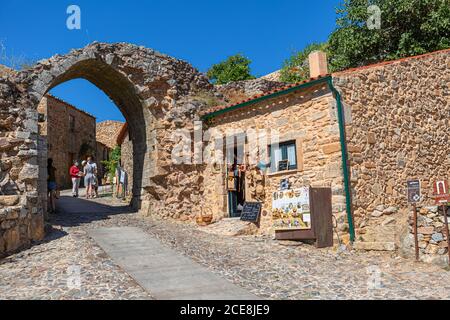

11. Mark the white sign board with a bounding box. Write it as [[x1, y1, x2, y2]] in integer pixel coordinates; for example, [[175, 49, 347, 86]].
[[272, 187, 311, 231]]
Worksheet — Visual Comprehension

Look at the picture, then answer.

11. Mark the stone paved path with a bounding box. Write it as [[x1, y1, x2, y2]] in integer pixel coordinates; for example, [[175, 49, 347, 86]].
[[1, 191, 450, 300], [89, 227, 258, 300], [0, 193, 151, 300]]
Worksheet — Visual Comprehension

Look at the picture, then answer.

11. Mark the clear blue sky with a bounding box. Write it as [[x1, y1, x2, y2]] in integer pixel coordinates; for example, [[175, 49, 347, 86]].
[[0, 0, 341, 123]]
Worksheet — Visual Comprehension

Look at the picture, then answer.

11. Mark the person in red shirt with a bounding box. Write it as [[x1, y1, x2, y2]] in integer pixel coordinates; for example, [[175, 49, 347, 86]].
[[69, 161, 82, 198]]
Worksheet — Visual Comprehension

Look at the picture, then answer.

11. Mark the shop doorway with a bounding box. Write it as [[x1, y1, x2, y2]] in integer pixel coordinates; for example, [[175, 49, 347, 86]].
[[227, 135, 246, 218]]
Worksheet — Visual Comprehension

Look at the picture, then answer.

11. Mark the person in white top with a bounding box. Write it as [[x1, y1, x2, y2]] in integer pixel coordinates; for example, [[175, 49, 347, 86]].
[[83, 156, 98, 199]]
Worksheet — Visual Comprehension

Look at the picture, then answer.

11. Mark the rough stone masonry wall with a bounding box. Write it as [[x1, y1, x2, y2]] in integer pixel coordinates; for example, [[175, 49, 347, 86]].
[[0, 75, 45, 256], [202, 83, 349, 237], [121, 131, 134, 200], [0, 42, 213, 255], [334, 49, 450, 259]]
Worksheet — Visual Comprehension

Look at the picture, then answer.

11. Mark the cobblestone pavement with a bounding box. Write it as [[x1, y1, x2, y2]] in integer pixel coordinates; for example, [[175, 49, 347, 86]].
[[0, 193, 152, 300], [1, 193, 450, 300]]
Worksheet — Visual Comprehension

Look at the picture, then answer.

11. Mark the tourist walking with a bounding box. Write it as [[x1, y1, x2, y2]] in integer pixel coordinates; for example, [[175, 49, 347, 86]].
[[47, 158, 57, 214], [83, 156, 98, 199], [69, 161, 82, 198], [115, 161, 127, 199], [120, 167, 128, 200], [92, 157, 100, 198]]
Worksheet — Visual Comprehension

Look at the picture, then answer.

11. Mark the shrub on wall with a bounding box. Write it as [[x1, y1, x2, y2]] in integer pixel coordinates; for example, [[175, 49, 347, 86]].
[[207, 54, 256, 85], [280, 43, 331, 83]]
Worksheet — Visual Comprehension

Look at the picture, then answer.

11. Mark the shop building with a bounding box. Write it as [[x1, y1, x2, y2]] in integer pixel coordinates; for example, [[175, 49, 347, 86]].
[[199, 49, 450, 262]]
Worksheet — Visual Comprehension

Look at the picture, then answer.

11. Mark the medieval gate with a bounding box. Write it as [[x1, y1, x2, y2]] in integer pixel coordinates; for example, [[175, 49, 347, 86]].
[[0, 42, 212, 254]]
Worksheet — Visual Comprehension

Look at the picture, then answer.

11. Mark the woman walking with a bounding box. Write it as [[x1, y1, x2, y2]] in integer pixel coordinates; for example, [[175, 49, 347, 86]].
[[83, 156, 98, 199], [47, 158, 57, 214]]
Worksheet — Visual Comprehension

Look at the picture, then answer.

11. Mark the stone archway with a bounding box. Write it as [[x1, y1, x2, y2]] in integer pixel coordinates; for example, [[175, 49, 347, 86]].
[[0, 42, 213, 254]]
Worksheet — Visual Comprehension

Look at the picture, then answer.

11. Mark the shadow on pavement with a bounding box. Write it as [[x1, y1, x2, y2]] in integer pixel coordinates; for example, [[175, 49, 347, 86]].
[[50, 196, 136, 229]]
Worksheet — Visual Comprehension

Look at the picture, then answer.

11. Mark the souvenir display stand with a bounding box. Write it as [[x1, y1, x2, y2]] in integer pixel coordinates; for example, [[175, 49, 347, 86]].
[[273, 187, 333, 248]]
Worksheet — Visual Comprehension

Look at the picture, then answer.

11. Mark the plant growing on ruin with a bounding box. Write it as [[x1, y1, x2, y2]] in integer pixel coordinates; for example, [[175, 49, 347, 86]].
[[207, 54, 256, 85], [191, 90, 223, 108], [0, 40, 37, 70], [328, 0, 450, 71], [280, 43, 332, 83], [102, 146, 121, 180]]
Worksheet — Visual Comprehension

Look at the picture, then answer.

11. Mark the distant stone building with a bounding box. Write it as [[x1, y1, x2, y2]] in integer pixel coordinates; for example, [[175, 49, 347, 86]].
[[96, 120, 124, 181], [96, 120, 124, 149], [38, 95, 97, 189]]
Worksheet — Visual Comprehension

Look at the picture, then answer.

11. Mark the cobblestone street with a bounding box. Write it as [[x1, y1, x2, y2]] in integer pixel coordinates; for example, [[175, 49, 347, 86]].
[[1, 193, 449, 300]]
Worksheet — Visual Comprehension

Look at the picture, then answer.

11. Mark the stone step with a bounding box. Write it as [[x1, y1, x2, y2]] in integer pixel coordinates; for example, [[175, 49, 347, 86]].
[[200, 218, 259, 237], [353, 241, 396, 251]]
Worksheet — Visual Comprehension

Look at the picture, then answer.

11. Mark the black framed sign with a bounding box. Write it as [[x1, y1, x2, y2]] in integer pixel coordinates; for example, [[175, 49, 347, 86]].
[[240, 202, 262, 223], [407, 179, 421, 203], [278, 160, 289, 171]]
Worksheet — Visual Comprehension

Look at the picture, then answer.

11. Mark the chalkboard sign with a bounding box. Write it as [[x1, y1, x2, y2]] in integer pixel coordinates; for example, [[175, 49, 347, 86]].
[[240, 202, 262, 223], [278, 160, 289, 171]]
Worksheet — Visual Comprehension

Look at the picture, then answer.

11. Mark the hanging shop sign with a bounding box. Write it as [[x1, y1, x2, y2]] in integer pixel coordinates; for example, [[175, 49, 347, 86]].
[[227, 172, 236, 191], [434, 180, 450, 205], [280, 179, 290, 191], [407, 179, 421, 203], [272, 187, 311, 231], [240, 202, 262, 223]]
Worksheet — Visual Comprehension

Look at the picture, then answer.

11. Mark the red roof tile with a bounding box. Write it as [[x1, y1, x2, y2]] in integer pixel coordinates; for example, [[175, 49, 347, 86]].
[[201, 75, 330, 118], [333, 48, 450, 75]]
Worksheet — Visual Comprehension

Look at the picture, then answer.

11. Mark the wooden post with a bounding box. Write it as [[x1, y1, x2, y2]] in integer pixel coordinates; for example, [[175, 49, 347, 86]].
[[413, 204, 419, 262], [442, 205, 450, 267]]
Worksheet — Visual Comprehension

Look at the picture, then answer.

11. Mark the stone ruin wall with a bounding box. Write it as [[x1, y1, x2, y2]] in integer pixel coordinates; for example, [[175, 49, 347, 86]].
[[120, 131, 134, 200], [334, 49, 450, 262], [201, 83, 349, 238], [0, 42, 214, 255], [0, 74, 45, 256], [143, 78, 287, 221]]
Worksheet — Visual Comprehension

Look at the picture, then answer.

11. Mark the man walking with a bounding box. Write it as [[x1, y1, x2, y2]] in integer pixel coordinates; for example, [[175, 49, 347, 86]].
[[70, 161, 82, 198]]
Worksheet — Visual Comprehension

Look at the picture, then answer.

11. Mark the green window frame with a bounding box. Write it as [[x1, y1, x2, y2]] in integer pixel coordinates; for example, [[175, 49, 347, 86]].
[[269, 140, 298, 173]]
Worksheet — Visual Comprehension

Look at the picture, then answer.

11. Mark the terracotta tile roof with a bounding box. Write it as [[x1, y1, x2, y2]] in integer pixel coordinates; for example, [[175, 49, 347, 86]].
[[333, 48, 450, 75], [96, 120, 125, 149], [200, 48, 450, 120], [200, 75, 330, 118]]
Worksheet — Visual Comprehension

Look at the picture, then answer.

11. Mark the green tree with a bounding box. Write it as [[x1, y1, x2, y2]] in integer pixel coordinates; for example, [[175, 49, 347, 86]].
[[328, 0, 450, 71], [280, 43, 331, 83], [102, 146, 121, 180], [207, 54, 256, 85]]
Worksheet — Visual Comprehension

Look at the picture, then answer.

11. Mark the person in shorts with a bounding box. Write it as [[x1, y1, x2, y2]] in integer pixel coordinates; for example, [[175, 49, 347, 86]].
[[83, 157, 98, 199], [47, 158, 57, 213]]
